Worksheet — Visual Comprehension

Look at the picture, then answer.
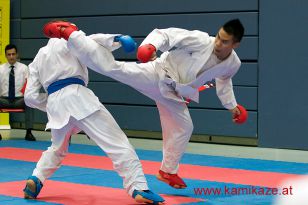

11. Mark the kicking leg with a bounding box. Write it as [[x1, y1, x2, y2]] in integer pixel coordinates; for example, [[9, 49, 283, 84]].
[[67, 30, 162, 93]]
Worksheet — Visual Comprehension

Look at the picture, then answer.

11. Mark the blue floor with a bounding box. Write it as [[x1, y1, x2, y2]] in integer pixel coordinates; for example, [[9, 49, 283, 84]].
[[1, 140, 307, 205]]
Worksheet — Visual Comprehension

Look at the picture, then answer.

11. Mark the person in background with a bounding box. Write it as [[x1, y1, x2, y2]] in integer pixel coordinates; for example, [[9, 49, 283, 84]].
[[0, 44, 36, 141]]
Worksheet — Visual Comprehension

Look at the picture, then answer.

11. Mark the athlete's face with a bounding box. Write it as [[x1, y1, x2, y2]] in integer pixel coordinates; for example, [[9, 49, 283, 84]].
[[214, 28, 240, 60]]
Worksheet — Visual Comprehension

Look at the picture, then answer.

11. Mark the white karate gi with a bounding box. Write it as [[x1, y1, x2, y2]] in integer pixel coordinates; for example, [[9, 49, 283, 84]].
[[273, 175, 308, 205], [25, 38, 148, 196], [67, 28, 241, 174]]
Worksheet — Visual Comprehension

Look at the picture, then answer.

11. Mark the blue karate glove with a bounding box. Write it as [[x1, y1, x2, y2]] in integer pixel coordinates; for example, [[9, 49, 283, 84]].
[[114, 35, 137, 53]]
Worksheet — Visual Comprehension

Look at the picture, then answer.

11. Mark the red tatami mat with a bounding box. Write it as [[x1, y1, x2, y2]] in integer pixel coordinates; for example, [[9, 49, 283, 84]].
[[0, 147, 300, 188]]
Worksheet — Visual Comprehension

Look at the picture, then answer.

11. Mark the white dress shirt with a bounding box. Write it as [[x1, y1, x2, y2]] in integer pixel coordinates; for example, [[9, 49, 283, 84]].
[[0, 61, 28, 97]]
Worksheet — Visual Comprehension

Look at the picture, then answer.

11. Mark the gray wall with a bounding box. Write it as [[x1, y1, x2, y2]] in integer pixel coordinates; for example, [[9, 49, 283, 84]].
[[10, 0, 307, 149], [258, 0, 308, 149]]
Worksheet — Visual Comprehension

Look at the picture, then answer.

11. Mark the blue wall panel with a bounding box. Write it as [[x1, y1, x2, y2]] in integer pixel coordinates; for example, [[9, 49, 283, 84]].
[[21, 0, 258, 17], [105, 105, 257, 138], [88, 82, 257, 110], [258, 0, 308, 149], [20, 13, 258, 38], [17, 37, 257, 61]]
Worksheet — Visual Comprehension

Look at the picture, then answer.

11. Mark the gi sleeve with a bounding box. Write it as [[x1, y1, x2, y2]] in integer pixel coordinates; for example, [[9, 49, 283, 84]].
[[89, 33, 121, 51], [141, 27, 211, 53], [215, 64, 240, 110], [24, 52, 48, 112]]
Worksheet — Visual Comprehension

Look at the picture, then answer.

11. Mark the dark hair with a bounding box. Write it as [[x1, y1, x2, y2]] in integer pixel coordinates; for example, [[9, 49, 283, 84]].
[[223, 19, 244, 42], [5, 44, 18, 53]]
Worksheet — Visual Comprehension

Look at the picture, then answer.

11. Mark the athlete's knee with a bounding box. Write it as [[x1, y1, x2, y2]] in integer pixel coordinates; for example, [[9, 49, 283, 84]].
[[47, 146, 68, 157]]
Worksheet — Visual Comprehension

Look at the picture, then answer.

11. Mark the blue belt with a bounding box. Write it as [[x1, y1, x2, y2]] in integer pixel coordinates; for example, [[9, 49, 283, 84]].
[[47, 77, 85, 95]]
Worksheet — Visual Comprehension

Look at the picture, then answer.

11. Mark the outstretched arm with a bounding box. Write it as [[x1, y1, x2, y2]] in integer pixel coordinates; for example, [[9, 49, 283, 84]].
[[137, 28, 211, 62], [141, 28, 211, 52]]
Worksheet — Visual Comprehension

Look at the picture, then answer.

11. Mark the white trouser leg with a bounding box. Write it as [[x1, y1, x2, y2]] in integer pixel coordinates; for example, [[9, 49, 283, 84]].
[[74, 107, 148, 196], [156, 99, 193, 174], [32, 123, 74, 183]]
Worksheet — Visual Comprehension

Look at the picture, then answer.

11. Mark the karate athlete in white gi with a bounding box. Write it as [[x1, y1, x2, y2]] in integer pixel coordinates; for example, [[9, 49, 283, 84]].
[[43, 19, 247, 190], [22, 24, 164, 205]]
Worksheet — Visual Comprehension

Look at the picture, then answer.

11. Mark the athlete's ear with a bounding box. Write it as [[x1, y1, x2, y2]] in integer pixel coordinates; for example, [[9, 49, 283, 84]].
[[232, 42, 240, 49]]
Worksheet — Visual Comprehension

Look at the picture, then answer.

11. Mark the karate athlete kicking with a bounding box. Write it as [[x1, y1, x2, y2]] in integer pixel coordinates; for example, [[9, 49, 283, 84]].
[[43, 19, 248, 190], [22, 23, 164, 205]]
